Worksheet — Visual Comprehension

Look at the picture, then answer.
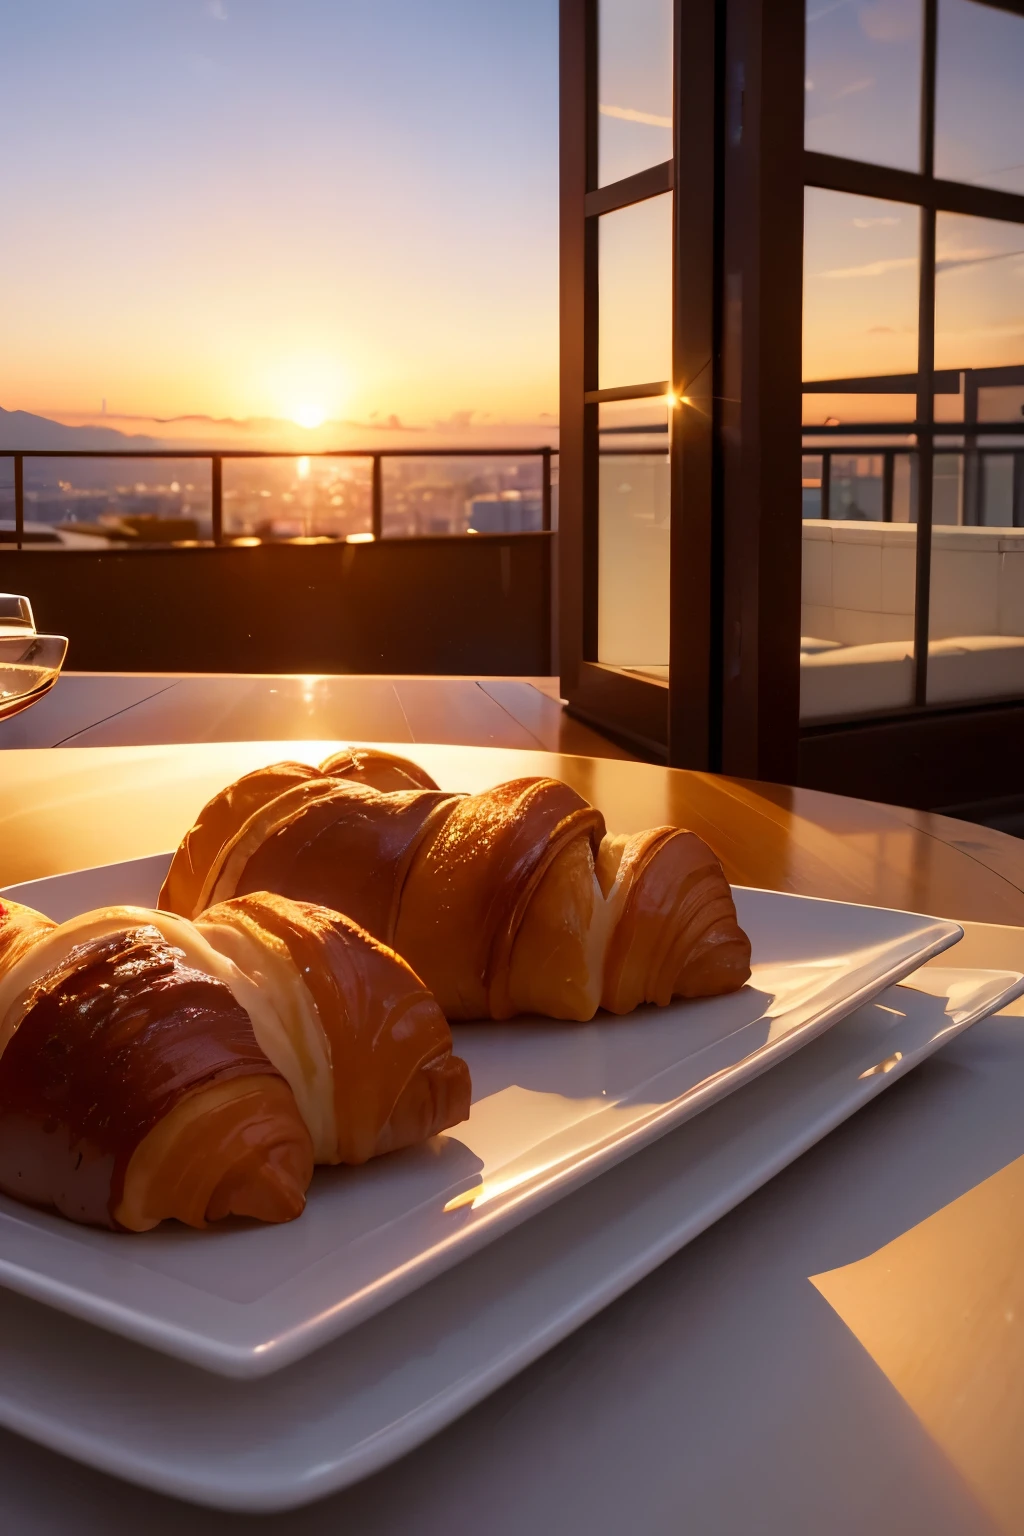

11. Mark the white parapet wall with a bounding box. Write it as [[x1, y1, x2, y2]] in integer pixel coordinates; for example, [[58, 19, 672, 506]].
[[800, 521, 1024, 719]]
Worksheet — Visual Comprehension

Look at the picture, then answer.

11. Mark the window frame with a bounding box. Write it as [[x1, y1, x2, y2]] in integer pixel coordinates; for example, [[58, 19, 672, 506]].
[[560, 0, 721, 763], [804, 0, 1024, 711]]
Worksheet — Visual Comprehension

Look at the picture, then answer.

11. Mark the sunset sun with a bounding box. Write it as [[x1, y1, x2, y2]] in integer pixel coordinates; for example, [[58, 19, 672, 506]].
[[292, 404, 326, 430]]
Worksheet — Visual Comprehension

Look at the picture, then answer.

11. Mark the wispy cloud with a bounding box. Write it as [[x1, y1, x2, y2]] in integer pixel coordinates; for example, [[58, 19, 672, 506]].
[[820, 256, 917, 279], [599, 104, 671, 129], [206, 0, 228, 18], [852, 216, 901, 228], [836, 77, 873, 99], [807, 0, 850, 22], [935, 247, 1024, 275]]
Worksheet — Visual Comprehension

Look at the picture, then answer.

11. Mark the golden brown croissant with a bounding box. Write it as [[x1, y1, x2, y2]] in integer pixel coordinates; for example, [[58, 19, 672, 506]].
[[0, 888, 470, 1230], [194, 892, 471, 1164], [161, 763, 752, 1022], [0, 897, 312, 1231], [159, 747, 438, 919]]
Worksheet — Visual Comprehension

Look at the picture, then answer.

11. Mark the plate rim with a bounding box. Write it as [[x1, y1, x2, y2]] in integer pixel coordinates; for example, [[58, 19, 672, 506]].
[[0, 965, 1015, 1511]]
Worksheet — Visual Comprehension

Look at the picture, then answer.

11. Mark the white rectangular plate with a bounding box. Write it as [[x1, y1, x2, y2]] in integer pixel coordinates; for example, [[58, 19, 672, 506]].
[[0, 853, 963, 1377], [0, 966, 1016, 1513]]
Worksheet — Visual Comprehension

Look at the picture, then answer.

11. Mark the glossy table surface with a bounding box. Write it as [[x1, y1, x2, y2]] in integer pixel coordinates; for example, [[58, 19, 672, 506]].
[[2, 685, 1024, 1532], [1, 727, 1023, 929], [0, 670, 632, 757]]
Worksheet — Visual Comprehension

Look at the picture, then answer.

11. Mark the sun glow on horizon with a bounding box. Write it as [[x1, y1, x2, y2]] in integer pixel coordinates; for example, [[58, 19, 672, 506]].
[[269, 353, 350, 432], [292, 404, 326, 430]]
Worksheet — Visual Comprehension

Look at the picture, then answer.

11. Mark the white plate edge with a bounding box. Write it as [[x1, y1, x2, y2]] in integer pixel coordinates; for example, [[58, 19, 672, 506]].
[[0, 967, 1016, 1511]]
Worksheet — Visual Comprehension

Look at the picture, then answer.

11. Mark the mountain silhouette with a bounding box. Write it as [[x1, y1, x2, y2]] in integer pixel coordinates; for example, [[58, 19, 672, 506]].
[[0, 407, 163, 452]]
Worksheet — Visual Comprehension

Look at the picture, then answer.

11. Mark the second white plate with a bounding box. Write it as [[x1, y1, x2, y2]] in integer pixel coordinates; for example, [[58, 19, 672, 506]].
[[0, 966, 1016, 1511]]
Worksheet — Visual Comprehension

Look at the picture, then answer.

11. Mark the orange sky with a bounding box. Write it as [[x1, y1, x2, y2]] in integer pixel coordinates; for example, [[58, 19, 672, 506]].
[[0, 2, 559, 437]]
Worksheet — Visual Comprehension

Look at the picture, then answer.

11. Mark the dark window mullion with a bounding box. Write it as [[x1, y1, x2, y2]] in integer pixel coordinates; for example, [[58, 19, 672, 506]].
[[584, 0, 598, 193], [804, 151, 1024, 227], [585, 161, 673, 217], [973, 0, 1024, 20], [582, 5, 600, 660], [584, 381, 670, 403], [913, 0, 939, 707]]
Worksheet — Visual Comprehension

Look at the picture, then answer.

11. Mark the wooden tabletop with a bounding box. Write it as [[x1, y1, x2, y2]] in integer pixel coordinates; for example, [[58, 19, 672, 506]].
[[3, 730, 1024, 1532], [0, 672, 633, 758], [1, 735, 1023, 929]]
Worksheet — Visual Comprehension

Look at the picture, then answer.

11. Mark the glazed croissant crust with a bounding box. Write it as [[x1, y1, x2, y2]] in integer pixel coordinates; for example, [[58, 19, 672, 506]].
[[161, 754, 752, 1022], [0, 887, 470, 1231], [159, 747, 439, 920]]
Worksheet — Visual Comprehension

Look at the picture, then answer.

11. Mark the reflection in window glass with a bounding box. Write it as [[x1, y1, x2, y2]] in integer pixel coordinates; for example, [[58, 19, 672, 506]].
[[936, 0, 1024, 196], [598, 0, 672, 187], [597, 401, 670, 675], [976, 457, 1020, 529], [927, 213, 1024, 705], [935, 213, 1024, 380], [804, 391, 917, 428], [801, 189, 920, 722], [926, 478, 1024, 704], [805, 0, 922, 171], [803, 189, 919, 400], [599, 193, 672, 390]]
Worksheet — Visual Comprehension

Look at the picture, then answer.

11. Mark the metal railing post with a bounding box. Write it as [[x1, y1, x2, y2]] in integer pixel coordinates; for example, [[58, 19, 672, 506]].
[[882, 450, 894, 522], [13, 455, 24, 550], [820, 451, 831, 520], [541, 448, 552, 531], [371, 454, 383, 540], [1014, 451, 1024, 529], [211, 456, 223, 545]]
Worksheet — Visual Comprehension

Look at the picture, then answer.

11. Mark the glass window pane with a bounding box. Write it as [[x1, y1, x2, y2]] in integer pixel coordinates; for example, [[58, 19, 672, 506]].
[[935, 213, 1024, 388], [926, 472, 1024, 705], [804, 188, 920, 392], [805, 0, 922, 171], [598, 0, 673, 188], [223, 457, 371, 543], [936, 0, 1024, 196], [927, 212, 1024, 706], [599, 193, 672, 390], [801, 188, 920, 722], [597, 400, 670, 675]]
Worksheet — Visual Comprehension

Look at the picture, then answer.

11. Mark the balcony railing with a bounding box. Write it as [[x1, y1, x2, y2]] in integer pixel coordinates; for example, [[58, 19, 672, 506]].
[[802, 362, 1024, 526], [801, 428, 1024, 527], [0, 446, 555, 551]]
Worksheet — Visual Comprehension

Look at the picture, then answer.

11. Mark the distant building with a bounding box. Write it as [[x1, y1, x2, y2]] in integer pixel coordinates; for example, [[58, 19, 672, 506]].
[[466, 491, 542, 534]]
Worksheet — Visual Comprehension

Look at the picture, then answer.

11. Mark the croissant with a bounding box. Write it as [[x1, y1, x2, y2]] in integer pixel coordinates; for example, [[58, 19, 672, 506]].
[[159, 747, 438, 920], [161, 763, 752, 1022], [0, 897, 313, 1231], [0, 889, 470, 1231]]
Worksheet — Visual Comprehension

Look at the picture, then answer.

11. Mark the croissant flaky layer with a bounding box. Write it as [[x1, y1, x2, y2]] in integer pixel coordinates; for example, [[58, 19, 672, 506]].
[[162, 756, 753, 1021], [196, 893, 471, 1165], [159, 747, 440, 920], [0, 888, 470, 1231]]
